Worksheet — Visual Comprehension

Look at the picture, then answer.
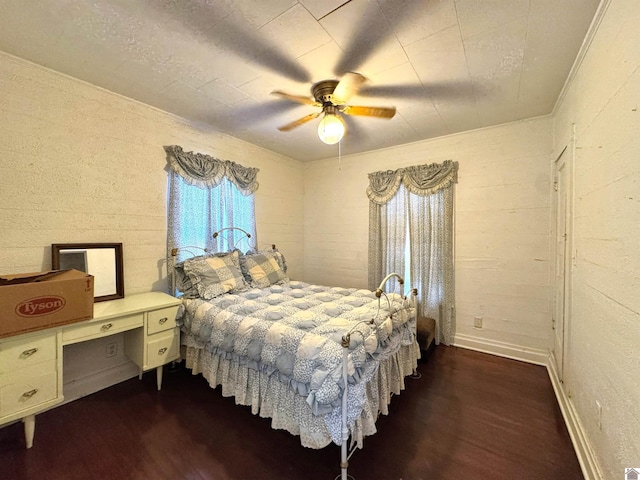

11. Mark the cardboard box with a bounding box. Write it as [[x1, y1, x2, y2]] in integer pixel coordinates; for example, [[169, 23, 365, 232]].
[[0, 269, 94, 338]]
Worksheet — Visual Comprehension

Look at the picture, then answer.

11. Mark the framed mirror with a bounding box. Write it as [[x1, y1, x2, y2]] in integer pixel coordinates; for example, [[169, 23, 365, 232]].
[[52, 243, 124, 302]]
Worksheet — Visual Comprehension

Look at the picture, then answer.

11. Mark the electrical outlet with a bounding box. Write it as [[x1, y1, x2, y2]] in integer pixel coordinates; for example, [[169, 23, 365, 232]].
[[596, 401, 602, 430], [474, 316, 483, 328], [106, 341, 117, 358]]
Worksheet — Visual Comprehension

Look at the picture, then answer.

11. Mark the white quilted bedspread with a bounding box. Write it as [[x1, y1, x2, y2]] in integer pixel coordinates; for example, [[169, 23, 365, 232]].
[[178, 280, 416, 418]]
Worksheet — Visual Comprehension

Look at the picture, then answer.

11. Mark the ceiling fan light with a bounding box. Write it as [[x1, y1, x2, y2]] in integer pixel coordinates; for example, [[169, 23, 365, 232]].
[[317, 113, 345, 145]]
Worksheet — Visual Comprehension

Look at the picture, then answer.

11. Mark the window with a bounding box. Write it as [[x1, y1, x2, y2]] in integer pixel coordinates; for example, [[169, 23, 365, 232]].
[[168, 173, 256, 255], [373, 182, 410, 294], [367, 161, 457, 345], [165, 145, 259, 262]]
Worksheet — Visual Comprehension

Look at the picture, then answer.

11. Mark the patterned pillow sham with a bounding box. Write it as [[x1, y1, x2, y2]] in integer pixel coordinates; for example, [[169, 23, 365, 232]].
[[240, 251, 287, 288], [174, 263, 199, 298], [245, 248, 288, 273], [174, 253, 211, 298], [183, 250, 248, 299], [271, 249, 287, 273]]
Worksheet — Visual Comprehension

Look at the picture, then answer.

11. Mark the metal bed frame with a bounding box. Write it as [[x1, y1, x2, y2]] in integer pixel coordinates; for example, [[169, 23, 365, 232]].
[[168, 228, 418, 480]]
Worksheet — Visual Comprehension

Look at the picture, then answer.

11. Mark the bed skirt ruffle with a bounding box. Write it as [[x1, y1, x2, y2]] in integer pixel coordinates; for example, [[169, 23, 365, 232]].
[[183, 341, 420, 449]]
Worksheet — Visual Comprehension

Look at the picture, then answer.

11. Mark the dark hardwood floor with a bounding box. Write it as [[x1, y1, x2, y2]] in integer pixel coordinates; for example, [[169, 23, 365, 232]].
[[0, 346, 583, 480]]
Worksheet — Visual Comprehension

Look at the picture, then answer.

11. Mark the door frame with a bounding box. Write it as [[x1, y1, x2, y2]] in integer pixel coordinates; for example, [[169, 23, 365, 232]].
[[552, 135, 575, 389]]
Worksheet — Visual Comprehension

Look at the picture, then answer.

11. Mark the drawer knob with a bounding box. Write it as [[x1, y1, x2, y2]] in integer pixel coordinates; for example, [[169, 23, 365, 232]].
[[159, 317, 168, 325], [20, 348, 39, 359], [21, 389, 39, 399], [100, 323, 113, 332], [158, 347, 168, 355]]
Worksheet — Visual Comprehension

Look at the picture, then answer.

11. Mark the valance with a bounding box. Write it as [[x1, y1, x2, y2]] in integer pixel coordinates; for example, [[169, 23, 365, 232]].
[[366, 160, 458, 205], [164, 145, 259, 195]]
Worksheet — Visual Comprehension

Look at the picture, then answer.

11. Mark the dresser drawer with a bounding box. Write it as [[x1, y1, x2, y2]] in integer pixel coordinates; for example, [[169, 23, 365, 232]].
[[0, 361, 58, 418], [147, 306, 179, 335], [0, 333, 56, 375], [62, 313, 143, 344], [146, 329, 179, 369]]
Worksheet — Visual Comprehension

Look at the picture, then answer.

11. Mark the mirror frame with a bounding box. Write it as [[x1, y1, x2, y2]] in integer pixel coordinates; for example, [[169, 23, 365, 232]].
[[52, 243, 124, 302]]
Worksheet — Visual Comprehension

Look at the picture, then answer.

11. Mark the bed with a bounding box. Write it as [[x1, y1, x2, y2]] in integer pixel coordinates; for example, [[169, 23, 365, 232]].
[[170, 230, 420, 479]]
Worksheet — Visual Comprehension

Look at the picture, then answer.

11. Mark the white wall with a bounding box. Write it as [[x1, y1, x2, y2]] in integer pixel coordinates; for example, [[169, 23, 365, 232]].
[[0, 51, 304, 395], [552, 0, 640, 477], [0, 52, 304, 283], [304, 117, 553, 358]]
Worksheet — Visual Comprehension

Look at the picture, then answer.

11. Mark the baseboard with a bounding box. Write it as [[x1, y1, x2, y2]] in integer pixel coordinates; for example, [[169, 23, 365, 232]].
[[452, 333, 548, 365], [547, 355, 603, 480], [61, 361, 140, 405]]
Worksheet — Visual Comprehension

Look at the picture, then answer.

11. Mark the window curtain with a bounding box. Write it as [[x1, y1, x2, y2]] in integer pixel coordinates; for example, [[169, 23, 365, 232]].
[[165, 145, 259, 261], [367, 160, 458, 345]]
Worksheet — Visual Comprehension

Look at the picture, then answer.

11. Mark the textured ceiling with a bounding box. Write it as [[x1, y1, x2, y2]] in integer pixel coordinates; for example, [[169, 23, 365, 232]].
[[0, 0, 601, 161]]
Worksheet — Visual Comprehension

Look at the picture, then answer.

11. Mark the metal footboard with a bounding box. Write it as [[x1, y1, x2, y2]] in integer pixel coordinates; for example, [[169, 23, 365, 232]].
[[337, 274, 418, 480]]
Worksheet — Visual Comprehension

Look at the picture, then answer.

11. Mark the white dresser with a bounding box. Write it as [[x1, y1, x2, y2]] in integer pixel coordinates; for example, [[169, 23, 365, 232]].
[[0, 291, 181, 449]]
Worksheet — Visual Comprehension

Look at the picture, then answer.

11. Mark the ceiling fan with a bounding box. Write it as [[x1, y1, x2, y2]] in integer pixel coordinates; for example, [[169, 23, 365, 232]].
[[271, 72, 396, 144]]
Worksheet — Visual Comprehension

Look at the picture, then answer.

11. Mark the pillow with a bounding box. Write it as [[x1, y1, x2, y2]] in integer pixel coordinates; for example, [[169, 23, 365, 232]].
[[245, 247, 288, 273], [174, 254, 211, 298], [183, 250, 248, 299], [240, 251, 287, 288], [271, 249, 287, 273]]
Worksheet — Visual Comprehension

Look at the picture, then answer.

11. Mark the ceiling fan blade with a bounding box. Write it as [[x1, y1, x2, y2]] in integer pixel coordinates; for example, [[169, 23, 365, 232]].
[[332, 72, 367, 104], [359, 82, 480, 100], [227, 100, 303, 129], [271, 90, 320, 106], [149, 1, 310, 83], [359, 84, 428, 99], [277, 112, 321, 132], [341, 115, 367, 143], [333, 0, 424, 76], [342, 105, 396, 118]]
